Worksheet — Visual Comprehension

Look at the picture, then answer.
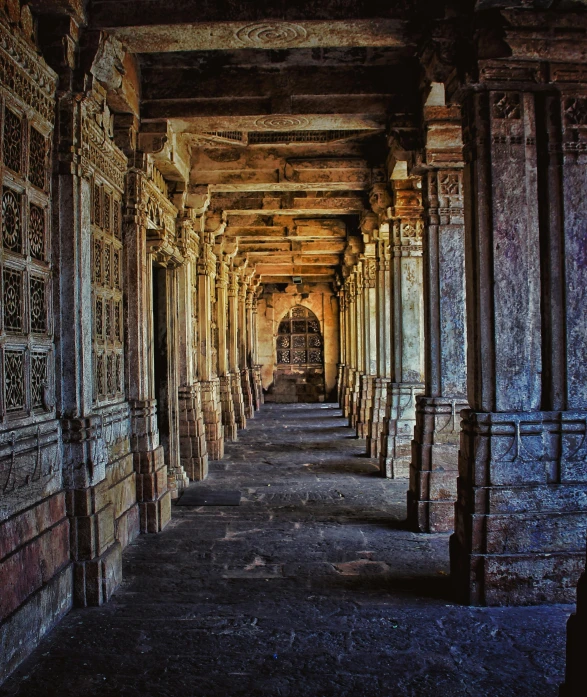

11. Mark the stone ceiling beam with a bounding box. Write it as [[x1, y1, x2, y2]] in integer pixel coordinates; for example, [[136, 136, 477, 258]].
[[100, 20, 409, 53], [225, 208, 363, 217]]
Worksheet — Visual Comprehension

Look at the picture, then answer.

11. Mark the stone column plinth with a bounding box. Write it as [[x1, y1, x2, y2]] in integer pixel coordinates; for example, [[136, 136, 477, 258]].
[[178, 385, 208, 479], [357, 375, 376, 439], [200, 378, 224, 460], [379, 382, 423, 478], [409, 397, 468, 531], [367, 377, 391, 457]]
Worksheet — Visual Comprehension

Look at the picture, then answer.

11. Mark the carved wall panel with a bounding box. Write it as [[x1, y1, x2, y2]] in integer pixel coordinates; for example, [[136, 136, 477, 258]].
[[0, 16, 57, 497], [91, 177, 124, 404]]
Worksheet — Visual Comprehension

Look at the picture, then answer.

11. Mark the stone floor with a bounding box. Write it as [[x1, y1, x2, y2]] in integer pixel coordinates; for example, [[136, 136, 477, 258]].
[[0, 403, 571, 696]]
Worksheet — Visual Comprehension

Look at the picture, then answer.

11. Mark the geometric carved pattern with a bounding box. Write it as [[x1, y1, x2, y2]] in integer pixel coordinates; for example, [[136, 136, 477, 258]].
[[29, 204, 45, 260], [0, 27, 56, 426], [29, 276, 46, 333], [2, 188, 21, 253], [28, 127, 46, 190], [492, 92, 521, 120], [3, 109, 22, 173], [91, 177, 124, 403], [564, 97, 587, 126], [276, 306, 323, 365], [4, 350, 25, 411], [31, 352, 48, 409], [3, 267, 22, 332]]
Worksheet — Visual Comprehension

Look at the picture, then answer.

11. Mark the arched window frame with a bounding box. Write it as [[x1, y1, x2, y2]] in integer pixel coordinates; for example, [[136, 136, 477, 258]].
[[276, 305, 324, 366]]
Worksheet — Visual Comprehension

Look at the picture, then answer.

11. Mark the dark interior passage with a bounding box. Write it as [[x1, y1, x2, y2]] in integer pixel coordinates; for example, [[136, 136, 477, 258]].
[[0, 404, 569, 697]]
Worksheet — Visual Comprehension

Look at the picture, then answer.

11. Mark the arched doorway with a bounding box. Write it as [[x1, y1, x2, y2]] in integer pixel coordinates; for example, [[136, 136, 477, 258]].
[[272, 305, 326, 402]]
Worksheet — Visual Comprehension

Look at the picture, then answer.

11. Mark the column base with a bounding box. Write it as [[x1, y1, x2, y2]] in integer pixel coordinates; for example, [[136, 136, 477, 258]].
[[408, 396, 468, 533], [134, 445, 172, 532], [348, 370, 362, 429], [252, 365, 264, 410], [378, 382, 423, 479], [336, 363, 345, 406], [356, 374, 376, 439], [200, 378, 225, 460], [241, 368, 254, 419], [178, 385, 209, 479], [342, 366, 352, 418], [560, 570, 587, 696], [231, 371, 247, 429], [451, 409, 587, 606], [366, 378, 390, 458], [219, 374, 238, 441], [67, 484, 126, 607]]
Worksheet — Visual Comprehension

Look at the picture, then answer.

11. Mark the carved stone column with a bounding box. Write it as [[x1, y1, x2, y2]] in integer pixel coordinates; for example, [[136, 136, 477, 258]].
[[238, 269, 254, 419], [336, 288, 346, 406], [367, 224, 392, 457], [451, 74, 587, 605], [379, 178, 425, 478], [176, 211, 208, 479], [357, 252, 378, 439], [52, 83, 139, 608], [409, 104, 468, 533], [348, 266, 363, 429], [250, 282, 264, 409], [246, 285, 259, 412], [228, 267, 247, 428], [216, 253, 237, 440], [197, 233, 224, 460], [342, 274, 357, 419]]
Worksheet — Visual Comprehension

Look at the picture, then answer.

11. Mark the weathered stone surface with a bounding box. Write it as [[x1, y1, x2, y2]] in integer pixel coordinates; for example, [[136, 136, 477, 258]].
[[0, 405, 571, 696]]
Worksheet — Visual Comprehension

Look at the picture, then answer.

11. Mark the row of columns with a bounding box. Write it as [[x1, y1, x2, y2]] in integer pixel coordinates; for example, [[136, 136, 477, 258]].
[[338, 80, 587, 613]]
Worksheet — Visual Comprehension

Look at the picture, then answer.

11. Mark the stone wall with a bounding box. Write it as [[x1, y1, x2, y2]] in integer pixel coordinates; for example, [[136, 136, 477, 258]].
[[258, 283, 339, 402]]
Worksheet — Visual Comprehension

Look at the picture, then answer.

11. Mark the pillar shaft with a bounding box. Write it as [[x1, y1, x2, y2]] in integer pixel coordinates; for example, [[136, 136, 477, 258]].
[[239, 272, 254, 419], [228, 269, 247, 428], [379, 178, 425, 478], [409, 103, 469, 532], [451, 85, 587, 605], [216, 256, 237, 440], [197, 236, 224, 460]]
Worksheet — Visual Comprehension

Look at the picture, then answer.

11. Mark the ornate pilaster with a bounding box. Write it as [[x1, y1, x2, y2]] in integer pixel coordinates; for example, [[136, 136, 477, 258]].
[[449, 51, 587, 604], [176, 211, 208, 479], [238, 268, 255, 419], [336, 288, 346, 406], [367, 221, 392, 457], [409, 102, 469, 533], [197, 231, 224, 460], [228, 267, 247, 428], [379, 178, 425, 478], [348, 266, 363, 429], [216, 253, 237, 440]]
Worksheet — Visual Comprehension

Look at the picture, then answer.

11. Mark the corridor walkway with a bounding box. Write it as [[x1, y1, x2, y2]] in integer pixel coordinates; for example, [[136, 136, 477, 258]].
[[0, 404, 570, 697]]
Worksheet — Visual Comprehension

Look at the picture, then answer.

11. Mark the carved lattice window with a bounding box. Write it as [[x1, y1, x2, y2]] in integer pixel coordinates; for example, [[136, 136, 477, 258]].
[[3, 109, 22, 173], [1, 76, 54, 421], [28, 127, 46, 190], [276, 306, 323, 365], [2, 188, 21, 253], [91, 179, 124, 403]]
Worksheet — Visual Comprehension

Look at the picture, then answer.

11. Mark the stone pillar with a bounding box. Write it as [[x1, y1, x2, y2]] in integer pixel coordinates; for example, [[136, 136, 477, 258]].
[[336, 288, 346, 406], [348, 266, 363, 429], [367, 223, 392, 457], [228, 267, 247, 429], [176, 213, 208, 479], [216, 253, 237, 440], [357, 252, 378, 439], [343, 274, 357, 419], [56, 87, 130, 607], [451, 80, 587, 605], [246, 284, 259, 412], [197, 234, 224, 460], [125, 169, 172, 528], [239, 269, 255, 419], [251, 284, 264, 409], [379, 177, 425, 478], [409, 104, 468, 533]]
